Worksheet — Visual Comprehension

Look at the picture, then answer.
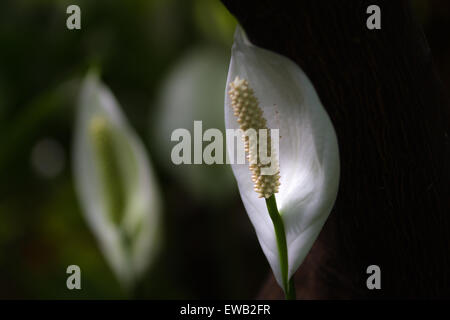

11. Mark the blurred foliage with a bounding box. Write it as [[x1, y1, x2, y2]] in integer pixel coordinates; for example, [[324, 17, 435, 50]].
[[0, 0, 449, 299]]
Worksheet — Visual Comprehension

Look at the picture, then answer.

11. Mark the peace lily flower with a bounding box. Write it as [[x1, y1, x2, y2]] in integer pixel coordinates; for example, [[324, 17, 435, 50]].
[[225, 27, 340, 299], [73, 72, 161, 290]]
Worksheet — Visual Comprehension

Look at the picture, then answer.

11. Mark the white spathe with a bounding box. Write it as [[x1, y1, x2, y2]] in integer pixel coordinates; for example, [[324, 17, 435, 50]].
[[224, 27, 340, 290], [73, 72, 161, 288]]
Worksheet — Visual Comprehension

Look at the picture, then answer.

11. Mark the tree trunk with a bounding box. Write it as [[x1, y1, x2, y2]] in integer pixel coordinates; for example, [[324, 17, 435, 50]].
[[220, 0, 450, 298]]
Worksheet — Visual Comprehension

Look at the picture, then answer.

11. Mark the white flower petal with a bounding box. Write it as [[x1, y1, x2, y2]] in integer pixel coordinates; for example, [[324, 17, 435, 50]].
[[225, 27, 340, 289], [73, 72, 161, 288]]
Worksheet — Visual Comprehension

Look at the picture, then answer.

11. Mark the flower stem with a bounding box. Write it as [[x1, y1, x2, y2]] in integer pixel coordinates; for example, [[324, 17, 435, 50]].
[[265, 194, 296, 300]]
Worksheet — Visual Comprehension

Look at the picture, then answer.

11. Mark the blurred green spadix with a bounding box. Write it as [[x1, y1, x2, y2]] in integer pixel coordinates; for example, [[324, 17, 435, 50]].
[[89, 116, 126, 225]]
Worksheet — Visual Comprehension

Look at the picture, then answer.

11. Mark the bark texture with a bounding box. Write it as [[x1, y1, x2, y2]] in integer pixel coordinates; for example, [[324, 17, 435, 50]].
[[220, 0, 450, 298]]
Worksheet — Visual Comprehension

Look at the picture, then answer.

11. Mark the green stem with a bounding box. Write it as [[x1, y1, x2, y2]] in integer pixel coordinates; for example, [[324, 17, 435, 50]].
[[287, 277, 296, 300], [265, 194, 296, 300]]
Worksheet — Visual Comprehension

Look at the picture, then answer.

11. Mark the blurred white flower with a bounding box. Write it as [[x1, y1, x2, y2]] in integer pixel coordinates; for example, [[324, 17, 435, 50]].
[[73, 72, 161, 289], [31, 138, 65, 179], [225, 27, 340, 292], [153, 46, 235, 204]]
